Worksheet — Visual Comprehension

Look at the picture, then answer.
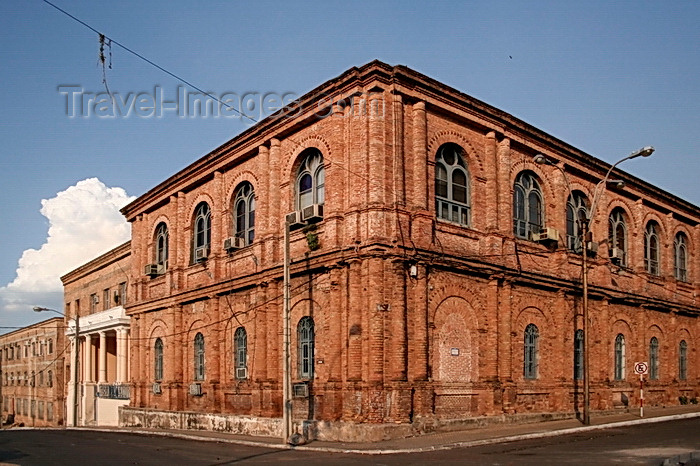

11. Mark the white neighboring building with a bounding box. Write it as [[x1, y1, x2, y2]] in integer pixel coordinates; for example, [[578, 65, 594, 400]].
[[62, 241, 131, 427]]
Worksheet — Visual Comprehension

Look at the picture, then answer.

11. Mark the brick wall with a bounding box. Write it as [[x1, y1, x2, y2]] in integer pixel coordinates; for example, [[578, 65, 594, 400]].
[[116, 61, 699, 438]]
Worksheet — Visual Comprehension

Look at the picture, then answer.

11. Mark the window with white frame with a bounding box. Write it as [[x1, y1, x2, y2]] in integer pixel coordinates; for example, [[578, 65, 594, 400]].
[[513, 171, 544, 239], [614, 333, 626, 380], [233, 183, 255, 246], [674, 232, 688, 282], [296, 149, 325, 211], [566, 191, 589, 253], [649, 337, 659, 380], [524, 324, 539, 379], [608, 208, 628, 266], [192, 203, 211, 263], [644, 221, 661, 276], [155, 222, 169, 271], [574, 329, 584, 381], [297, 317, 315, 379], [679, 340, 688, 380], [154, 338, 164, 382], [194, 332, 205, 381], [435, 143, 470, 226], [234, 327, 247, 379]]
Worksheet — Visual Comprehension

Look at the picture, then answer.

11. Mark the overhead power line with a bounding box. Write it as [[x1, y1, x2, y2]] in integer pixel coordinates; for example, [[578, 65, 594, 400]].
[[40, 0, 257, 123]]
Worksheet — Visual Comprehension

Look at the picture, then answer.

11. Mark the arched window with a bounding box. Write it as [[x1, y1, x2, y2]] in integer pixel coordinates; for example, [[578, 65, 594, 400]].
[[524, 324, 539, 379], [574, 329, 584, 380], [513, 172, 544, 239], [48, 339, 53, 354], [234, 327, 247, 379], [154, 223, 169, 270], [566, 191, 589, 252], [435, 143, 470, 226], [192, 203, 211, 263], [296, 149, 325, 211], [644, 221, 660, 275], [233, 183, 255, 246], [674, 232, 688, 282], [649, 337, 659, 380], [679, 340, 688, 381], [47, 370, 53, 388], [614, 334, 626, 380], [154, 338, 163, 382], [194, 333, 205, 381], [608, 208, 628, 266], [298, 317, 315, 379]]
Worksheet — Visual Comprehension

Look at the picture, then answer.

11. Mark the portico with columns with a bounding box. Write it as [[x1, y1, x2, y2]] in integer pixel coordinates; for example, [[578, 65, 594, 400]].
[[66, 307, 130, 427], [62, 240, 132, 427]]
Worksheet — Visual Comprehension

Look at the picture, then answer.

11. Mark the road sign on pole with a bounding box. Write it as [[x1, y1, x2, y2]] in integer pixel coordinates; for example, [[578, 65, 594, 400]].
[[634, 362, 649, 375], [634, 362, 648, 418]]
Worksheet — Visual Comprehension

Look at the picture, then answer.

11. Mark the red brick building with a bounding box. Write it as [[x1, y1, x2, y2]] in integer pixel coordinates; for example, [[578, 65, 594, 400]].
[[118, 61, 699, 441], [1, 318, 66, 426]]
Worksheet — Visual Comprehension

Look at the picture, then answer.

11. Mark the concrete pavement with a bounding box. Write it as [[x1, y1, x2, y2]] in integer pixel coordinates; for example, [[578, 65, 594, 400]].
[[42, 404, 700, 455]]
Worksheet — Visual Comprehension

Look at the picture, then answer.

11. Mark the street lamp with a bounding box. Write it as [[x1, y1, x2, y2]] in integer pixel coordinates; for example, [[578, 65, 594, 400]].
[[533, 146, 654, 425], [34, 306, 80, 427]]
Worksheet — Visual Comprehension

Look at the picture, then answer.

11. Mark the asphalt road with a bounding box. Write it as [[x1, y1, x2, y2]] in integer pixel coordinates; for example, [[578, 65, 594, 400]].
[[1, 417, 699, 465]]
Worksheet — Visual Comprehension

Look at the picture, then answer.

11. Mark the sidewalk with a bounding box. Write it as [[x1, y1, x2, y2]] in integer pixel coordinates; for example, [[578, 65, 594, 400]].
[[70, 404, 700, 455]]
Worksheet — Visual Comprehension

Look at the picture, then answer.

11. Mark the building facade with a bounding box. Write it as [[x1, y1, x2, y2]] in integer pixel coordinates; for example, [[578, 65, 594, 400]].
[[61, 241, 131, 426], [117, 61, 698, 441], [0, 317, 66, 427]]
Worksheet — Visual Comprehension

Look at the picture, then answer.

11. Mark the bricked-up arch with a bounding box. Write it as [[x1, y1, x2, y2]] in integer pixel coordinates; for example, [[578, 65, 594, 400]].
[[432, 296, 479, 383], [435, 143, 471, 227]]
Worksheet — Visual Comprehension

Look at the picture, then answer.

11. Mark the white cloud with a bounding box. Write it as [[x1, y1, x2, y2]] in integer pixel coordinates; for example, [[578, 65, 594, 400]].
[[0, 178, 134, 330]]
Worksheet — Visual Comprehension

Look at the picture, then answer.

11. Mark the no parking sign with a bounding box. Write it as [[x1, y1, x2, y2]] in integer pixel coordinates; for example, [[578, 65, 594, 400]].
[[634, 362, 649, 375]]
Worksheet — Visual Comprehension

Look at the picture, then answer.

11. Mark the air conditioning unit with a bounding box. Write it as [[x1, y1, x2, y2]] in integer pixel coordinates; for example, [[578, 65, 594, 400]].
[[532, 227, 559, 244], [301, 204, 324, 222], [194, 247, 209, 262], [189, 383, 202, 396], [292, 382, 309, 398], [610, 247, 625, 262], [285, 211, 303, 227], [235, 367, 247, 380], [152, 382, 162, 394], [224, 236, 246, 251], [586, 241, 599, 256], [144, 263, 163, 277]]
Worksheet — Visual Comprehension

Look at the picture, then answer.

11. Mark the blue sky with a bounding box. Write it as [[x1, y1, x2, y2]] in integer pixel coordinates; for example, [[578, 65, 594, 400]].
[[1, 0, 699, 332]]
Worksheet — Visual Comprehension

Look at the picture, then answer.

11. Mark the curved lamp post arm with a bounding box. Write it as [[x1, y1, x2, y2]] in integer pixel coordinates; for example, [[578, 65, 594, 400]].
[[588, 146, 655, 222]]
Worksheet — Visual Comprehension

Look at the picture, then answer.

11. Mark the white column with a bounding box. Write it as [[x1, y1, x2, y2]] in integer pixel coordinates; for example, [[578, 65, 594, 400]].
[[67, 335, 78, 426], [84, 334, 93, 382], [98, 331, 107, 383], [117, 328, 126, 383]]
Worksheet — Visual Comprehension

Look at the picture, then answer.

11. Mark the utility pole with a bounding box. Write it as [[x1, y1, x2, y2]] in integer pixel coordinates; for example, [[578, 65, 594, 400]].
[[72, 312, 80, 427], [581, 218, 590, 426], [282, 219, 292, 443]]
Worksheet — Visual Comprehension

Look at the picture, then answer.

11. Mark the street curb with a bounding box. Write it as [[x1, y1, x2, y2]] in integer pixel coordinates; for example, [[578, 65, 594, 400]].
[[21, 412, 700, 455]]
